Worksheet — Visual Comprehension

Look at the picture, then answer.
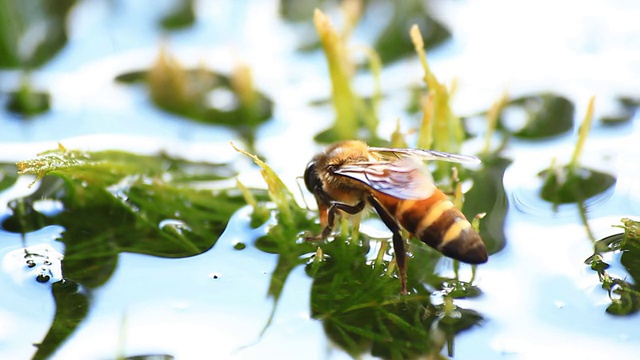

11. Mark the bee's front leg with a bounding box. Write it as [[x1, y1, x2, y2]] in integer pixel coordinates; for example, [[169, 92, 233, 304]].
[[306, 201, 365, 241]]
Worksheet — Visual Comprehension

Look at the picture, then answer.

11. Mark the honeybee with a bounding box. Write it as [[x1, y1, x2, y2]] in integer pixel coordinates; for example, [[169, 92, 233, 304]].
[[304, 140, 488, 294]]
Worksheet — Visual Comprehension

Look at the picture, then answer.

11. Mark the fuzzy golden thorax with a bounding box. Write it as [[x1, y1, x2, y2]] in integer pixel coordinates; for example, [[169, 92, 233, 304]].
[[314, 140, 377, 205]]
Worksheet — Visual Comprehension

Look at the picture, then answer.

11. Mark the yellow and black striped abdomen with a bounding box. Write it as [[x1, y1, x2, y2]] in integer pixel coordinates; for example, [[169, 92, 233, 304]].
[[376, 190, 488, 264]]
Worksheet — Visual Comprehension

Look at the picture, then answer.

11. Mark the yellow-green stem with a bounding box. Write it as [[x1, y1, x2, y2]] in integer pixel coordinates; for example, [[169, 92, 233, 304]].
[[569, 96, 595, 174], [482, 92, 509, 156]]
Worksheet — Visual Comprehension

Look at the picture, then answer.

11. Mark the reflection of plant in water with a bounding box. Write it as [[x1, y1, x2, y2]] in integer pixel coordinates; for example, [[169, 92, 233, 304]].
[[7, 144, 245, 359], [587, 218, 640, 315], [233, 143, 484, 359]]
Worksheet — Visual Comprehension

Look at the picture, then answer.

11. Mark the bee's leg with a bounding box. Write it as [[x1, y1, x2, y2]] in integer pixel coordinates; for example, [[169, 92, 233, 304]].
[[320, 200, 365, 238], [368, 195, 407, 295], [306, 186, 366, 240]]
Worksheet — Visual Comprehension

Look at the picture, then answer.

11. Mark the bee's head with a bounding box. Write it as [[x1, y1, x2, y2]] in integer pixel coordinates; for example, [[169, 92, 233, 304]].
[[303, 160, 320, 193]]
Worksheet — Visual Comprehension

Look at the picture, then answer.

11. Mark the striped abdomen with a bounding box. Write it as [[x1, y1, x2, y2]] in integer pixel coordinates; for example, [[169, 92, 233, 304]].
[[375, 190, 488, 264]]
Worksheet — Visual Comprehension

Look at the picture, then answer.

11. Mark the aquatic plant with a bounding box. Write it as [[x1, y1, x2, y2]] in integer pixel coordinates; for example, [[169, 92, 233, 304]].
[[587, 218, 640, 315], [539, 97, 616, 207], [8, 144, 244, 358]]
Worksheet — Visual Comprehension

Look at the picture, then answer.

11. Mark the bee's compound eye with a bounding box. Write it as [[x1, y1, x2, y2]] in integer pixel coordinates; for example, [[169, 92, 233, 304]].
[[304, 161, 319, 192]]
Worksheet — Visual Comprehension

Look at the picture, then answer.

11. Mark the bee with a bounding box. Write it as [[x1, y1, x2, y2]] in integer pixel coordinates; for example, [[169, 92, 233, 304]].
[[304, 140, 488, 294]]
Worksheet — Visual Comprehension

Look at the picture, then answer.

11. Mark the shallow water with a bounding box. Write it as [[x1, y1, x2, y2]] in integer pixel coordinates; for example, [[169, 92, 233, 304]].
[[1, 1, 640, 359]]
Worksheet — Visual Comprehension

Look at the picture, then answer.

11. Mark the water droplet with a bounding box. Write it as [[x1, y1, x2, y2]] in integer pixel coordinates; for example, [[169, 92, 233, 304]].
[[158, 219, 191, 235]]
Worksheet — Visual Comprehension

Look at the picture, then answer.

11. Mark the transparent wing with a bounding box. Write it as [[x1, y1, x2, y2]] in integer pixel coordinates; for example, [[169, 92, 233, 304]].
[[368, 147, 481, 164], [333, 157, 436, 200]]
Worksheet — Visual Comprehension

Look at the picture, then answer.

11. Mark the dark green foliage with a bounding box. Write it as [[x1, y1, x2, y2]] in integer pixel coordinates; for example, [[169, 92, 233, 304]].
[[509, 94, 575, 139], [9, 148, 243, 288], [0, 0, 75, 69], [279, 0, 450, 64], [116, 67, 272, 151], [6, 80, 50, 116], [373, 0, 450, 65], [160, 0, 195, 30], [309, 237, 483, 359], [600, 96, 640, 126], [6, 147, 246, 358], [587, 219, 640, 315], [0, 164, 17, 192], [539, 166, 616, 205], [32, 280, 89, 360]]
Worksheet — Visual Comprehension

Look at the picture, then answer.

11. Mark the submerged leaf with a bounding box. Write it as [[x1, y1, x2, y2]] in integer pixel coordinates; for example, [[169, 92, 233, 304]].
[[31, 279, 89, 360]]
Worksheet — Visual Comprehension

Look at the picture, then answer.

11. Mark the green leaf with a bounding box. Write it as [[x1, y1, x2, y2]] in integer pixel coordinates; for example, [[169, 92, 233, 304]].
[[9, 147, 243, 288], [159, 0, 195, 30], [6, 76, 50, 116], [0, 164, 18, 192], [588, 219, 640, 316], [115, 52, 273, 151], [620, 219, 640, 285], [509, 93, 575, 139], [278, 0, 326, 22], [601, 96, 640, 126], [539, 166, 616, 204], [374, 0, 450, 65], [0, 0, 76, 69]]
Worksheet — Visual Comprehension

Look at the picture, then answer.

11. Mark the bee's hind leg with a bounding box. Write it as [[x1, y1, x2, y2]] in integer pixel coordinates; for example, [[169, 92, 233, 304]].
[[368, 195, 408, 295]]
